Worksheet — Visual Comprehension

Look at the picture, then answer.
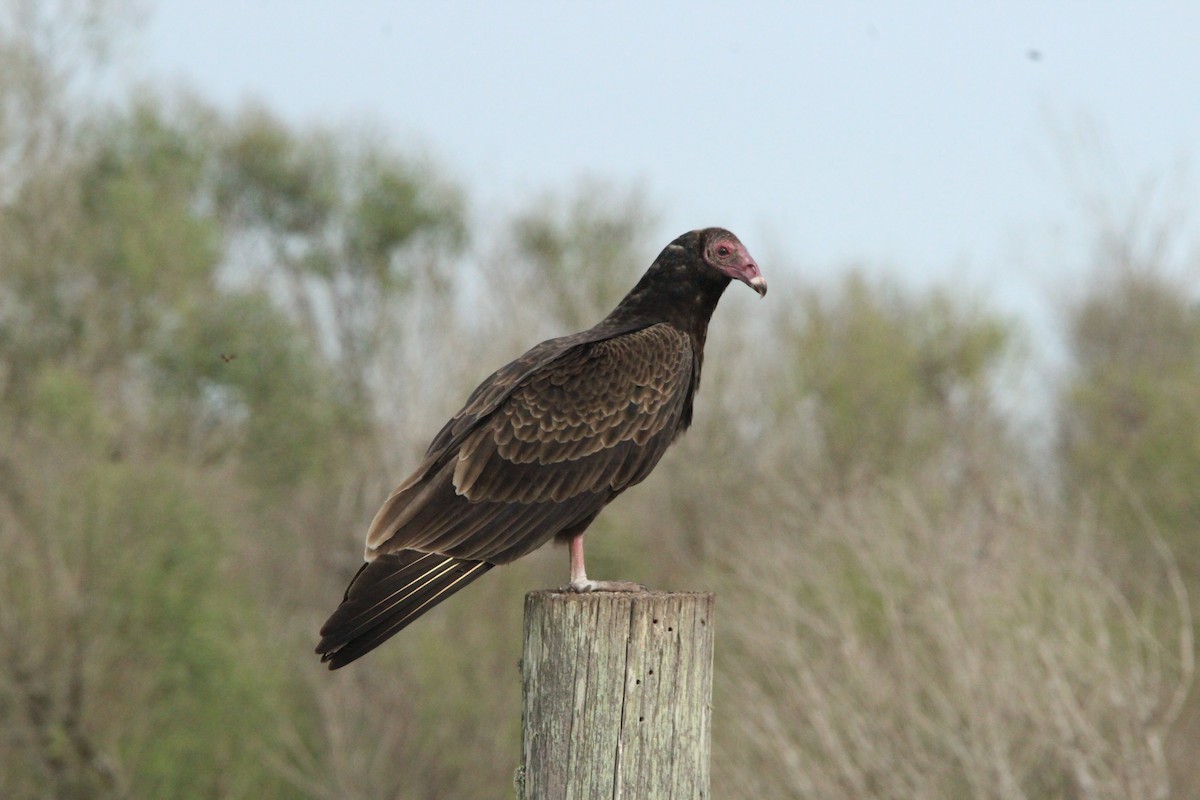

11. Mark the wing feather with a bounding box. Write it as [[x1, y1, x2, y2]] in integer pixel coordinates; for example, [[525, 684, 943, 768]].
[[316, 552, 494, 668], [365, 323, 695, 564], [323, 322, 699, 669]]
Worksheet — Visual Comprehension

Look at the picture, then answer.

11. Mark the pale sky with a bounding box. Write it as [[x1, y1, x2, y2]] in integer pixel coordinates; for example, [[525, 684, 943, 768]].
[[131, 2, 1200, 317]]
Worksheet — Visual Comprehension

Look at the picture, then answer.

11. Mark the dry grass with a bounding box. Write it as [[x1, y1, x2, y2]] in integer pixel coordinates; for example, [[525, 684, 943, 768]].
[[711, 468, 1193, 800]]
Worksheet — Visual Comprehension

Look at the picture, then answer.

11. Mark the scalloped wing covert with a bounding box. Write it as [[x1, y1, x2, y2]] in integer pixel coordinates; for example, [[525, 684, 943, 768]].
[[364, 323, 695, 564]]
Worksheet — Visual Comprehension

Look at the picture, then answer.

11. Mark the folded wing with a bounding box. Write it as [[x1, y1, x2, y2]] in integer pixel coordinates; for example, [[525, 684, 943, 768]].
[[316, 323, 696, 667]]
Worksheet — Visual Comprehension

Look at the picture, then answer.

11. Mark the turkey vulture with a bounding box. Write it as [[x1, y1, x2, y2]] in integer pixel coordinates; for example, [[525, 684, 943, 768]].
[[316, 227, 765, 668]]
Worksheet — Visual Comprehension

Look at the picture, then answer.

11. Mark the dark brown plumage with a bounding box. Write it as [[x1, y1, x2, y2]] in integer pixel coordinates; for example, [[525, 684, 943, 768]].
[[316, 227, 765, 668]]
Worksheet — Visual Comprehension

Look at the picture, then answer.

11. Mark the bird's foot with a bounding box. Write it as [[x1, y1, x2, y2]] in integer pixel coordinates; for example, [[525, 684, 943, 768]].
[[561, 578, 647, 593]]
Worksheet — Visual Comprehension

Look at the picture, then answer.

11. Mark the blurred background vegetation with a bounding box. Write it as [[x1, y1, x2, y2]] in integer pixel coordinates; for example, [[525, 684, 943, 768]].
[[1, 3, 1197, 799]]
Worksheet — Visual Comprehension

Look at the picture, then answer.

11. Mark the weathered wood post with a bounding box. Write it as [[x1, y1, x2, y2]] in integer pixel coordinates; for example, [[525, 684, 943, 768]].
[[517, 590, 715, 799]]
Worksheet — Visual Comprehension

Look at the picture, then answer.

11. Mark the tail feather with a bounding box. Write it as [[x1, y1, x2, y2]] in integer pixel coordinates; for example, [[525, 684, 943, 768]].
[[316, 551, 493, 669]]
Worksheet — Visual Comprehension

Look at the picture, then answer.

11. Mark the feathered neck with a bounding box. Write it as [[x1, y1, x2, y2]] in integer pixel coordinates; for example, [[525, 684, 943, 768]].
[[598, 235, 732, 353]]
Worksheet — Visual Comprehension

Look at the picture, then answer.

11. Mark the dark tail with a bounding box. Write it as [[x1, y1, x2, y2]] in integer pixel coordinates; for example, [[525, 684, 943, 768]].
[[316, 550, 494, 669]]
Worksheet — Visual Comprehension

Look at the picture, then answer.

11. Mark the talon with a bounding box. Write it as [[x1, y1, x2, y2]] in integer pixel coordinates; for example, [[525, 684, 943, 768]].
[[565, 532, 646, 592], [561, 579, 646, 593]]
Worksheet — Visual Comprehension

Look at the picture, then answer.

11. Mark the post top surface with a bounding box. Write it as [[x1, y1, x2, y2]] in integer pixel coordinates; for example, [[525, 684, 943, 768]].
[[525, 589, 715, 601]]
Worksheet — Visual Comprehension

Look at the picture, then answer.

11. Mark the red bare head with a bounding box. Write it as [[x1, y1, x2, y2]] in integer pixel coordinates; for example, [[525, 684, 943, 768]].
[[703, 229, 767, 297]]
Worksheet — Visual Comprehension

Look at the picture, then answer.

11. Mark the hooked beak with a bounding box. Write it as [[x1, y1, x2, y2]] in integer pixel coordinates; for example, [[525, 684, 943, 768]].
[[735, 259, 767, 298], [716, 245, 767, 297]]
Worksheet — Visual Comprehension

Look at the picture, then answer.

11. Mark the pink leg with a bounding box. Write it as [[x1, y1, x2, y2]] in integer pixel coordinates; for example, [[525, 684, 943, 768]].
[[562, 533, 647, 593], [569, 532, 589, 585]]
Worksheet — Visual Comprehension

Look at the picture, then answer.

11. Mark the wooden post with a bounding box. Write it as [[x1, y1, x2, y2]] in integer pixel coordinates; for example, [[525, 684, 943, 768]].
[[517, 590, 715, 800]]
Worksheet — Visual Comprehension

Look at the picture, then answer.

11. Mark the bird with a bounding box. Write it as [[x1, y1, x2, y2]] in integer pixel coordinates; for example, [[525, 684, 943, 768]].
[[316, 227, 765, 668]]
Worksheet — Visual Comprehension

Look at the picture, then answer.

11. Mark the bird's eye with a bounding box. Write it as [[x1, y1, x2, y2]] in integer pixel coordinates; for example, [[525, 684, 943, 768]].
[[717, 245, 731, 257]]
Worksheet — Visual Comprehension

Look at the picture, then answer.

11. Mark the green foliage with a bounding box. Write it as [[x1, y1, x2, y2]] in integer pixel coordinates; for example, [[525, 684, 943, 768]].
[[216, 106, 336, 233], [150, 289, 352, 490], [212, 104, 467, 413], [74, 464, 255, 796], [784, 273, 1008, 486], [1, 436, 302, 800], [508, 181, 656, 330], [0, 20, 468, 796], [0, 97, 221, 412], [79, 100, 219, 301], [349, 152, 466, 272], [216, 103, 466, 285], [27, 363, 109, 443], [1061, 269, 1200, 552]]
